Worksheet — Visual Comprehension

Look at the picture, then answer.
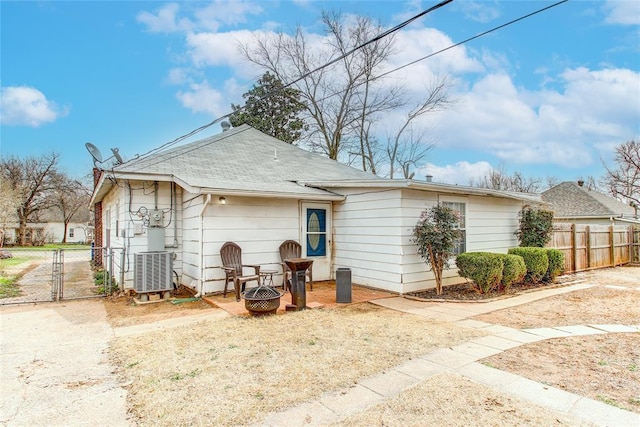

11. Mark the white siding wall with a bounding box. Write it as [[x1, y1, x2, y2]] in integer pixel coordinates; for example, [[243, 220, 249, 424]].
[[101, 181, 183, 289], [195, 195, 301, 295], [334, 188, 525, 294], [333, 189, 405, 293], [466, 196, 522, 253]]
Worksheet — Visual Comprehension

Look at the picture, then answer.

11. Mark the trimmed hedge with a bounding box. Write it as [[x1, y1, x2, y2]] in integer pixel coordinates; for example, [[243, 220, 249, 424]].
[[507, 247, 549, 284], [497, 254, 527, 289], [456, 252, 503, 294], [544, 248, 565, 282]]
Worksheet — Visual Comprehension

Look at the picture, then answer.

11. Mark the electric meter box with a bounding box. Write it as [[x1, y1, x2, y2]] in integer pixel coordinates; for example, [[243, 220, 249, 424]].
[[147, 227, 166, 252], [150, 210, 164, 227]]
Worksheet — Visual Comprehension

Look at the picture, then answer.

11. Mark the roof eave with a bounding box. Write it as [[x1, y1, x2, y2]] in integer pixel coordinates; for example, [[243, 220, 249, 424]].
[[89, 171, 345, 203], [302, 179, 542, 203]]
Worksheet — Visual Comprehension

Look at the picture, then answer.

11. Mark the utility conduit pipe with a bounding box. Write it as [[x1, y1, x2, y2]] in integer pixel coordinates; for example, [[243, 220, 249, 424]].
[[195, 194, 211, 297]]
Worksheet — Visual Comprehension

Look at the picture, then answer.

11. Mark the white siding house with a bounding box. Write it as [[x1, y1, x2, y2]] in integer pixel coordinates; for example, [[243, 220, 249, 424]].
[[90, 125, 541, 295]]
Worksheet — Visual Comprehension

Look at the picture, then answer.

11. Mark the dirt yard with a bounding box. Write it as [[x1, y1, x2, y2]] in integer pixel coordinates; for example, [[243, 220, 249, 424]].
[[104, 266, 639, 425], [103, 286, 211, 327]]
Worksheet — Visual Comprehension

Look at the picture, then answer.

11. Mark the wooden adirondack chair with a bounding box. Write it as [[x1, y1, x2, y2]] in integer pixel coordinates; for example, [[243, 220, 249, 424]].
[[220, 242, 260, 301], [279, 240, 313, 292]]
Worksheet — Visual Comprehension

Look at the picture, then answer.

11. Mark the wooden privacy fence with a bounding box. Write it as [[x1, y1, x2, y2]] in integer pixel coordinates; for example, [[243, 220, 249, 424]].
[[548, 223, 640, 274]]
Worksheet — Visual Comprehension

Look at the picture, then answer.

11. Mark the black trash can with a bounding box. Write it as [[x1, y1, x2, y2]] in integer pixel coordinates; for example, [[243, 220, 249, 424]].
[[336, 268, 352, 303]]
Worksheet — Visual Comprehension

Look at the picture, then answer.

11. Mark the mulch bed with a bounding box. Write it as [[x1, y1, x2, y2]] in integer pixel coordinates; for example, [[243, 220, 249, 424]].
[[407, 275, 581, 301]]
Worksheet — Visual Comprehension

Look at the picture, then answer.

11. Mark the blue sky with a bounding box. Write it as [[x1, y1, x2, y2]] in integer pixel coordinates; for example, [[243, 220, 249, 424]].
[[1, 0, 639, 187]]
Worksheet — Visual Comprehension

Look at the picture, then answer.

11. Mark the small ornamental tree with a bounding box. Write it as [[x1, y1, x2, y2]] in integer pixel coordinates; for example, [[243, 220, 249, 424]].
[[515, 206, 554, 247], [412, 204, 462, 295]]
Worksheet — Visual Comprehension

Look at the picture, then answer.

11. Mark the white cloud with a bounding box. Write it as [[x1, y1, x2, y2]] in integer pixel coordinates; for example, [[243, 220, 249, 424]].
[[185, 29, 263, 77], [194, 1, 263, 32], [137, 1, 263, 34], [603, 0, 640, 25], [387, 28, 483, 87], [137, 3, 193, 33], [431, 66, 640, 170], [176, 81, 227, 116], [453, 1, 502, 24], [418, 161, 494, 185], [165, 67, 191, 85], [0, 86, 68, 127]]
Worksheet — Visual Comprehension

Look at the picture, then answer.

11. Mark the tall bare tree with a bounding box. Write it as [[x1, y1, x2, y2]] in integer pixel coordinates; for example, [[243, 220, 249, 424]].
[[0, 177, 20, 247], [470, 166, 542, 193], [0, 153, 60, 246], [602, 140, 640, 206], [384, 76, 454, 178], [240, 11, 431, 168], [51, 175, 91, 243]]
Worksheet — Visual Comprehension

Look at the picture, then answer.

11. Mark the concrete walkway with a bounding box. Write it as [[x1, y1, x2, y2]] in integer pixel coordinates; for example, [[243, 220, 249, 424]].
[[254, 283, 640, 427]]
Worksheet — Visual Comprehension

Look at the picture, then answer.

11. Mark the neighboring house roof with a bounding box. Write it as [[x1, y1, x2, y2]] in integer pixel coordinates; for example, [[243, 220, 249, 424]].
[[91, 124, 542, 205], [541, 181, 639, 221]]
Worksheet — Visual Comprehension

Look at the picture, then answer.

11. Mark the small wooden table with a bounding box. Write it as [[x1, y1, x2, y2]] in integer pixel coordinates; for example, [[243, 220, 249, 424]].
[[259, 269, 277, 287]]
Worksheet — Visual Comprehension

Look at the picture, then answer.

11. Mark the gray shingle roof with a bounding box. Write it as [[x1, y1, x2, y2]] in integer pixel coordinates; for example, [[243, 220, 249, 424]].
[[114, 124, 379, 196], [541, 181, 637, 218]]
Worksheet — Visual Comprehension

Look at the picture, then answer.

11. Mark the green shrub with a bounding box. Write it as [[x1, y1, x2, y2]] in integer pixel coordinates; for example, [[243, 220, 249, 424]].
[[544, 248, 565, 282], [515, 206, 554, 247], [456, 252, 503, 294], [94, 269, 118, 294], [507, 247, 549, 284], [498, 254, 527, 289]]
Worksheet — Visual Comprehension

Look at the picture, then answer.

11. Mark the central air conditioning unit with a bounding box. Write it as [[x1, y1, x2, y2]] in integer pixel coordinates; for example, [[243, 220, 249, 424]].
[[134, 251, 173, 294]]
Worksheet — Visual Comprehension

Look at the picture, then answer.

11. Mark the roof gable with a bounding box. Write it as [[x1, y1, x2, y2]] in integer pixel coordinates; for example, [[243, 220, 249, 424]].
[[541, 181, 636, 218]]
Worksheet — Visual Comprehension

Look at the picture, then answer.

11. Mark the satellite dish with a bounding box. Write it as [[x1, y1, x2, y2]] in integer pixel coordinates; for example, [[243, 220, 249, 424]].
[[85, 142, 103, 165], [111, 148, 124, 165]]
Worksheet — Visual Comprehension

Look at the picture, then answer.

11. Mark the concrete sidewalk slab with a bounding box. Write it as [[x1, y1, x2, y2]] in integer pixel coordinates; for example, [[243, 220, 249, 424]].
[[468, 335, 522, 351], [393, 358, 448, 380], [523, 326, 574, 339], [553, 324, 608, 335], [421, 348, 480, 368], [357, 369, 417, 396], [589, 324, 639, 333], [319, 384, 384, 417], [450, 341, 503, 359]]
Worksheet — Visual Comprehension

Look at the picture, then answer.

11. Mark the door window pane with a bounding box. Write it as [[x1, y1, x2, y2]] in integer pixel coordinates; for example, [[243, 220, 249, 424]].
[[306, 209, 326, 257]]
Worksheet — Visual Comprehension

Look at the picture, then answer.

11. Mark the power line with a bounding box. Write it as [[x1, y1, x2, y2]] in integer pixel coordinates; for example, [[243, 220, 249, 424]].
[[129, 0, 568, 164], [130, 0, 453, 162], [378, 0, 569, 80]]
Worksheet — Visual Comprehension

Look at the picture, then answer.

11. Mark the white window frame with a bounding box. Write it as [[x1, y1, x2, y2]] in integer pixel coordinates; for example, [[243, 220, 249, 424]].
[[441, 201, 466, 255]]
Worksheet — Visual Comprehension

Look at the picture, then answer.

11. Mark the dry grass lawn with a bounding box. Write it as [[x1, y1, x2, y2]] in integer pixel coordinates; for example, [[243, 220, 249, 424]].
[[108, 266, 640, 425], [110, 303, 486, 426]]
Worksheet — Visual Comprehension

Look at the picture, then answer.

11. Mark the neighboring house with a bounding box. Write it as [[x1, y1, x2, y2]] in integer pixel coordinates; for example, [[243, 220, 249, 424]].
[[1, 207, 92, 246], [90, 124, 541, 295], [542, 181, 640, 226], [1, 221, 92, 245]]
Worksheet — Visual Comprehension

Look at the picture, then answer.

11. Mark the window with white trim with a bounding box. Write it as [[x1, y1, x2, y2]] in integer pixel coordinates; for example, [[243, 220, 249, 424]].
[[442, 201, 466, 255]]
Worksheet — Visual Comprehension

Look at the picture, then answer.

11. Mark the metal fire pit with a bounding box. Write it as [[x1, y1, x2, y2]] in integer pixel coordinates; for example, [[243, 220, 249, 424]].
[[241, 285, 284, 316]]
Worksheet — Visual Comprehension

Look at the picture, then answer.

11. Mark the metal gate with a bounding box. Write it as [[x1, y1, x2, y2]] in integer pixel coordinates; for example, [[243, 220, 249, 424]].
[[0, 246, 125, 305]]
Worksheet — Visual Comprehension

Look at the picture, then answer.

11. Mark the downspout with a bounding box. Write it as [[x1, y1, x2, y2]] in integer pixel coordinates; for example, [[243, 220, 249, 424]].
[[195, 194, 211, 297]]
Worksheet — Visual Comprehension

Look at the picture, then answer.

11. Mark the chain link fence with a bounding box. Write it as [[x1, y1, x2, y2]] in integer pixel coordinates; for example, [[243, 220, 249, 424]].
[[0, 246, 126, 305]]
